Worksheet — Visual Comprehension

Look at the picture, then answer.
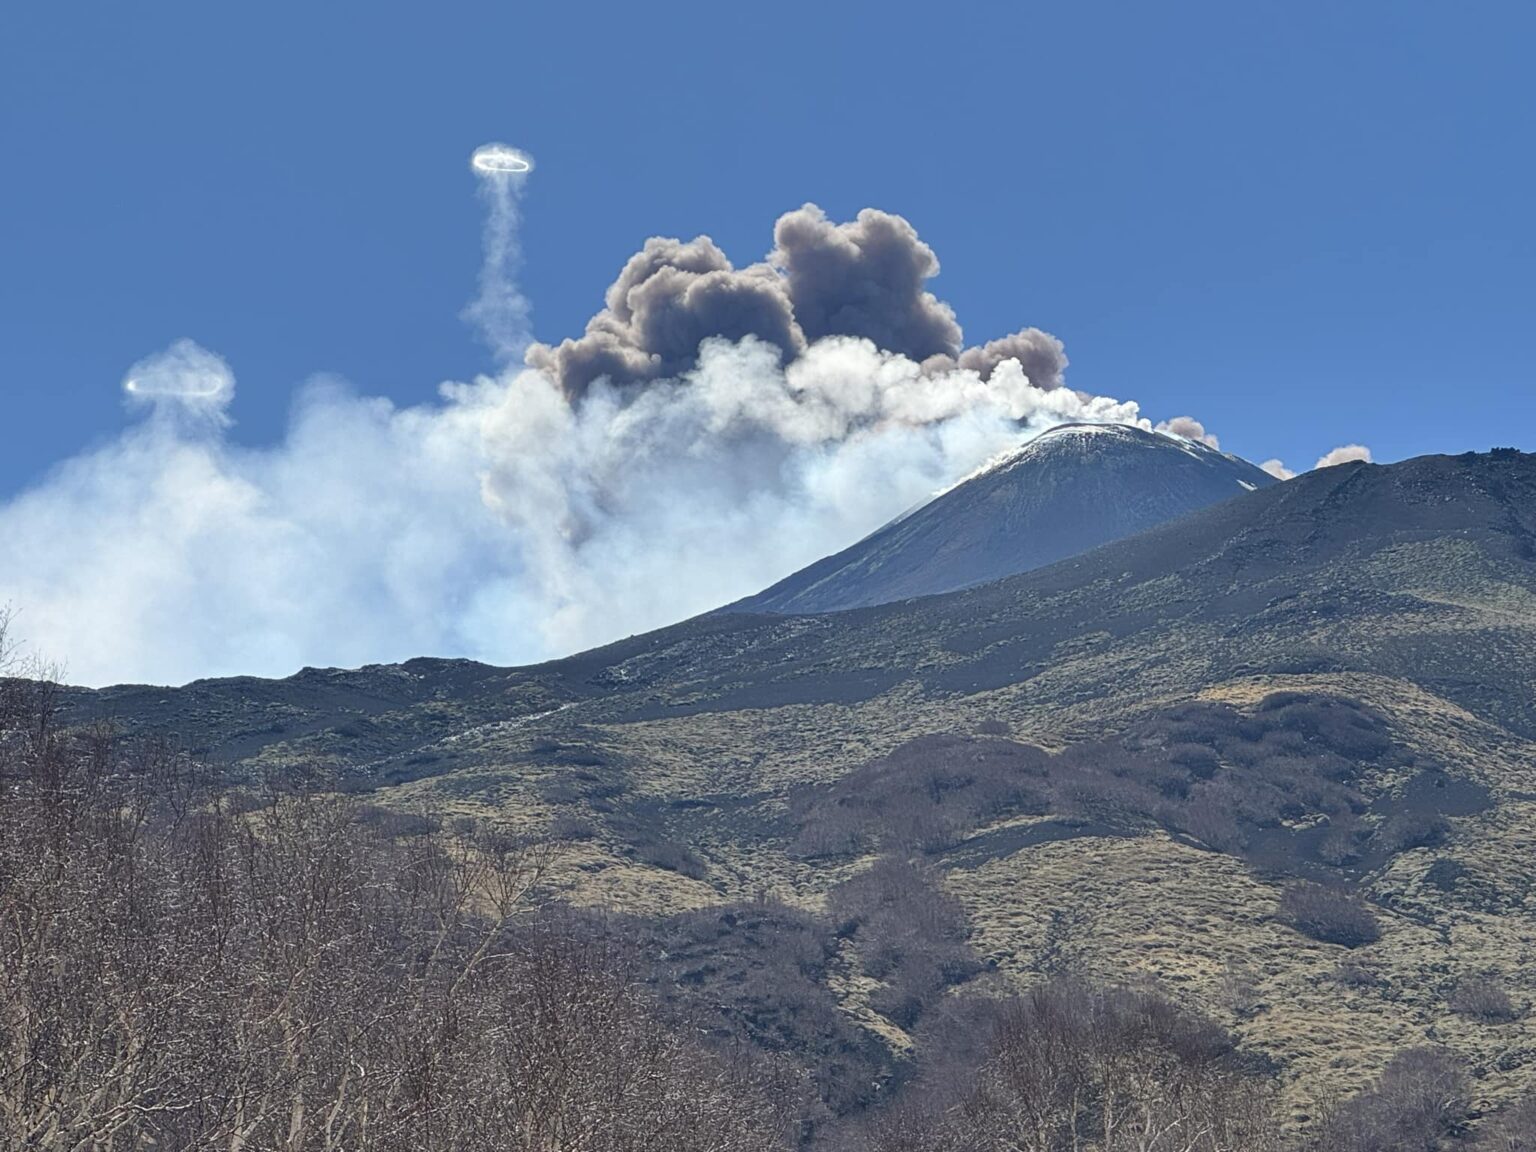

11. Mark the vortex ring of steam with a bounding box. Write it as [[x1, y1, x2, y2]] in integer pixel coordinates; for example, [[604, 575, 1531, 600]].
[[472, 146, 533, 174], [124, 378, 228, 398]]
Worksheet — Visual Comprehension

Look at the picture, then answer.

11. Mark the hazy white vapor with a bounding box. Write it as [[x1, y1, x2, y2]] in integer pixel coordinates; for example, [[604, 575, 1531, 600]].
[[122, 339, 235, 415], [464, 143, 534, 363], [1259, 443, 1374, 480], [1155, 415, 1219, 449], [0, 184, 1234, 688], [470, 144, 534, 175], [1315, 443, 1373, 468], [0, 343, 1154, 686]]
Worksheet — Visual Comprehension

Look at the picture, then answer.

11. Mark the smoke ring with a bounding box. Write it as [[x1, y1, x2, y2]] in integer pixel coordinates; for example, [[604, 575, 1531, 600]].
[[471, 145, 533, 175], [123, 377, 228, 398]]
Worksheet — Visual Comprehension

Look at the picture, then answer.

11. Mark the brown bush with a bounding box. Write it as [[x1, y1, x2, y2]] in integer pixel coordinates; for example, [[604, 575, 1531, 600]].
[[1178, 785, 1246, 852], [1334, 959, 1384, 989], [623, 901, 888, 1120], [789, 694, 1445, 885], [1374, 810, 1451, 854], [1280, 883, 1383, 947], [860, 979, 1285, 1152], [827, 858, 981, 1031], [1477, 1093, 1536, 1150], [790, 735, 1050, 857], [1310, 1047, 1471, 1152], [1450, 975, 1521, 1023], [1318, 817, 1364, 866]]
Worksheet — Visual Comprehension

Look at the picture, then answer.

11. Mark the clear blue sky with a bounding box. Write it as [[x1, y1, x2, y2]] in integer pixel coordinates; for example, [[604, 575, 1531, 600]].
[[3, 0, 1533, 492]]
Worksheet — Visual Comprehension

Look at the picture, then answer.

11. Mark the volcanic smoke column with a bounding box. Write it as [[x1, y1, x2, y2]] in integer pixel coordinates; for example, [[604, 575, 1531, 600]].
[[467, 144, 535, 365]]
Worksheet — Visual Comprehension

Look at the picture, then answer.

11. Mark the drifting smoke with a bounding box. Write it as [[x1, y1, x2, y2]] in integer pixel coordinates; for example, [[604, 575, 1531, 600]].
[[465, 144, 534, 363], [122, 339, 236, 421], [770, 205, 960, 359], [952, 329, 1067, 389], [1261, 443, 1374, 480], [1155, 416, 1219, 449], [523, 204, 1066, 403], [2, 162, 1248, 687], [1314, 443, 1373, 468]]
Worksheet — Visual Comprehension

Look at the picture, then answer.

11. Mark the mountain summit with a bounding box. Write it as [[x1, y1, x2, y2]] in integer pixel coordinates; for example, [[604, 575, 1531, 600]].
[[732, 422, 1277, 615]]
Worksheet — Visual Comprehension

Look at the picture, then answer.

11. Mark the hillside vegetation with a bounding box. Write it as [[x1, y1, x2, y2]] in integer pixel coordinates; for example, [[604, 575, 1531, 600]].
[[31, 447, 1536, 1146]]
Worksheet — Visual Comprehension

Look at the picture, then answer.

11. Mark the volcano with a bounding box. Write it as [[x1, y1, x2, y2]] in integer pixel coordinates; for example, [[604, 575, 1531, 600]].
[[731, 421, 1278, 615]]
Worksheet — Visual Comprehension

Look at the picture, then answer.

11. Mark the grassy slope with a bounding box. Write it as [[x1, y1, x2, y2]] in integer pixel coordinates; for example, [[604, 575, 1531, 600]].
[[66, 449, 1536, 1120]]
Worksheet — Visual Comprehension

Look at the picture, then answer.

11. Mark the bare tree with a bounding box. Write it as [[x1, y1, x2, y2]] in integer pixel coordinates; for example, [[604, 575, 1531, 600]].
[[860, 980, 1284, 1152], [1478, 1094, 1536, 1151], [1309, 1047, 1471, 1152], [0, 671, 793, 1152]]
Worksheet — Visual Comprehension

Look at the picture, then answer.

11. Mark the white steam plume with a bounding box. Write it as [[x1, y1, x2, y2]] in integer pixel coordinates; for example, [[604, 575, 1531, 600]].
[[0, 342, 1148, 686], [1314, 443, 1373, 468], [1261, 442, 1375, 480], [1155, 415, 1219, 449], [122, 339, 236, 424], [0, 175, 1212, 687], [464, 144, 534, 363]]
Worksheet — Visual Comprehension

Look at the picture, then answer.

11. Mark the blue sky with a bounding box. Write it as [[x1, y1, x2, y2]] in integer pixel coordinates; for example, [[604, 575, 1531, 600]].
[[5, 0, 1532, 489], [1, 1, 1533, 685]]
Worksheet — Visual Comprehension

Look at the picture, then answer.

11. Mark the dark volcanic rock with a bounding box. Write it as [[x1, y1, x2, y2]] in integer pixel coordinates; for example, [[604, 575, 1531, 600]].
[[730, 422, 1277, 614], [63, 447, 1536, 760]]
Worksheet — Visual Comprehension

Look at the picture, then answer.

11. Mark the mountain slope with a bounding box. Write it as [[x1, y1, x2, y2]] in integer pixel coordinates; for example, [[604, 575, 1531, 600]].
[[731, 422, 1277, 614], [75, 449, 1536, 783], [64, 447, 1536, 1123]]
